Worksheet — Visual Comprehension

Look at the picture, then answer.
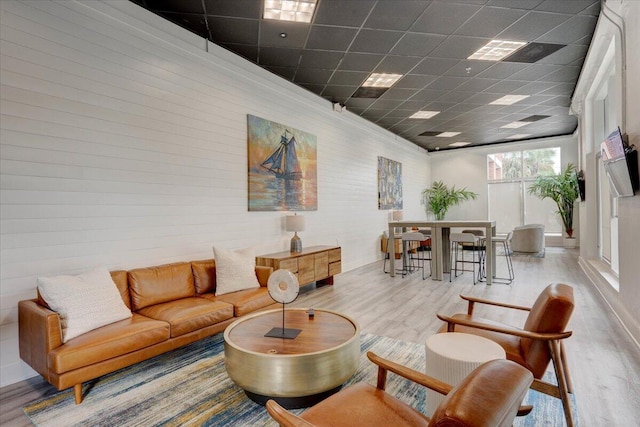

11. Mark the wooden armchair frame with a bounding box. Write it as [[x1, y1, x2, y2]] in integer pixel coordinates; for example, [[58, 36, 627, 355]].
[[266, 351, 533, 427], [437, 293, 575, 427]]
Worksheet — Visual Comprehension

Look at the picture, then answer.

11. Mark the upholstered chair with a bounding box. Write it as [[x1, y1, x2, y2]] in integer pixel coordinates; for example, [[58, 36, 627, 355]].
[[510, 224, 545, 253], [266, 354, 533, 427], [437, 283, 575, 427]]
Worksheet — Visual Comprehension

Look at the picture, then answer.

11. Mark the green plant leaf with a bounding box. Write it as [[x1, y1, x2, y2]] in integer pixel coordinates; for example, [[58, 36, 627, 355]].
[[528, 163, 579, 237], [422, 181, 478, 220]]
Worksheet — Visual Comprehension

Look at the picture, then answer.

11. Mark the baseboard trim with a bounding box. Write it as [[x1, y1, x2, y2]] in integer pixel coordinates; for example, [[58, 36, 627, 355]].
[[578, 256, 640, 350]]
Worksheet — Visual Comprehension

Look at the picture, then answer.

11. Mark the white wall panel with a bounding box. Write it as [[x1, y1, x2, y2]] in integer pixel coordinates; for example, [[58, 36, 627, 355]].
[[0, 0, 430, 386]]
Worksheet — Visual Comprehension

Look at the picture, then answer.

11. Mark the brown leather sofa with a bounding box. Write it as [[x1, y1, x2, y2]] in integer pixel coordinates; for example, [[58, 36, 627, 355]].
[[18, 259, 276, 404]]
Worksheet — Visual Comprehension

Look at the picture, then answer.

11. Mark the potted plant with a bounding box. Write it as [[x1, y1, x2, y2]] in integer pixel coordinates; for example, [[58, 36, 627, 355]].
[[528, 163, 580, 248], [422, 181, 478, 220]]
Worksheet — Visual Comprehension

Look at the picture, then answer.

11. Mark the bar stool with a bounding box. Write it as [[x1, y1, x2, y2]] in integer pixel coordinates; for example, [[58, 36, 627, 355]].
[[481, 231, 514, 284], [401, 231, 428, 279], [450, 232, 483, 284]]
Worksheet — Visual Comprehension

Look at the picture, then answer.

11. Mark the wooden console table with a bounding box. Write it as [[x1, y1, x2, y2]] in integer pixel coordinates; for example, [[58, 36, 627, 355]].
[[256, 245, 341, 286]]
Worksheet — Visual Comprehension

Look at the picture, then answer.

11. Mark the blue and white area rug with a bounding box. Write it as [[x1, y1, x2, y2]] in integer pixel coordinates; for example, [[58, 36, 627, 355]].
[[24, 332, 576, 426]]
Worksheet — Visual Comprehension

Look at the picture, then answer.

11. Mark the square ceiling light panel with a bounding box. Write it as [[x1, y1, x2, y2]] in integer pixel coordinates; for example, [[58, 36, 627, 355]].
[[409, 111, 440, 119], [436, 132, 461, 137], [490, 94, 530, 105], [264, 0, 317, 23], [468, 40, 527, 61], [448, 142, 471, 147], [362, 73, 404, 88]]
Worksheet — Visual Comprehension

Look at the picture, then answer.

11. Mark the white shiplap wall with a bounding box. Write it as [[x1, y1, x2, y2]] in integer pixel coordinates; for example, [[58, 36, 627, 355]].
[[0, 1, 430, 386]]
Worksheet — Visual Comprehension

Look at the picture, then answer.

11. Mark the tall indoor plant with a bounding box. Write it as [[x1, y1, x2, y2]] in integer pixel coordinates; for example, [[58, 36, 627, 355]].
[[422, 181, 477, 220], [528, 163, 580, 243]]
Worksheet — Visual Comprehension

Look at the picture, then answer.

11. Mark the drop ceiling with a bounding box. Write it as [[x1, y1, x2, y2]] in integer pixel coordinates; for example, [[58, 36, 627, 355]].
[[129, 0, 601, 151]]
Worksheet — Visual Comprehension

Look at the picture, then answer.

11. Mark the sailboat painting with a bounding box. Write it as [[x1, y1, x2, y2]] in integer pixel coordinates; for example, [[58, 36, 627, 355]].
[[248, 115, 317, 211]]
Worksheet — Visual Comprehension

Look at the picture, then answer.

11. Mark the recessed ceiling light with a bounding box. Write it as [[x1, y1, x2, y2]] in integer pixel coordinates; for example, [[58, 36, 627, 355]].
[[436, 132, 461, 137], [449, 142, 471, 147], [490, 95, 530, 105], [362, 73, 404, 88], [409, 111, 440, 119], [501, 121, 530, 129], [468, 40, 527, 61], [506, 134, 532, 140], [264, 0, 317, 23]]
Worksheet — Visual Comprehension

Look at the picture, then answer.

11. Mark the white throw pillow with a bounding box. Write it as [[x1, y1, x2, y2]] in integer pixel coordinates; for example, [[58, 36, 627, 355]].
[[213, 246, 261, 296], [37, 266, 132, 343]]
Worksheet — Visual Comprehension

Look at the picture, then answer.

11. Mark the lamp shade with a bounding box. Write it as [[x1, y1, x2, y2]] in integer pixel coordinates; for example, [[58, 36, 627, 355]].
[[285, 215, 305, 232]]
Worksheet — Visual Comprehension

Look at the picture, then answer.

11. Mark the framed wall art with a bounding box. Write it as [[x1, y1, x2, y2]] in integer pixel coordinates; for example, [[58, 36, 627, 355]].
[[247, 115, 317, 211], [378, 156, 403, 210]]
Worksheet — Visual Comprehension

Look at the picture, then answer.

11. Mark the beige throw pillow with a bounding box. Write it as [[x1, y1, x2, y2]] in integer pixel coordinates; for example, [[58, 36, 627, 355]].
[[37, 266, 132, 343], [213, 246, 261, 296]]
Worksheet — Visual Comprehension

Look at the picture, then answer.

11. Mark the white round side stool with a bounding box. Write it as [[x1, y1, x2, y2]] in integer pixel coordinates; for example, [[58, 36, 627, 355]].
[[425, 332, 506, 417]]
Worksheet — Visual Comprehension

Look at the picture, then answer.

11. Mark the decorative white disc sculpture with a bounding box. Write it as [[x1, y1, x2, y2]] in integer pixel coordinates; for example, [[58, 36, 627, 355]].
[[265, 269, 301, 339], [267, 269, 300, 304]]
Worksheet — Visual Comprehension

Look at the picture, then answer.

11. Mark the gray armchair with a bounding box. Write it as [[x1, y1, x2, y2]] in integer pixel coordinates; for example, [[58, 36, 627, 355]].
[[510, 224, 545, 253]]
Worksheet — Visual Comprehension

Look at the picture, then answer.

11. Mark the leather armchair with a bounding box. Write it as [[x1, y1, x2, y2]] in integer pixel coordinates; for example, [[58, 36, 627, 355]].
[[266, 352, 533, 427], [437, 283, 575, 426]]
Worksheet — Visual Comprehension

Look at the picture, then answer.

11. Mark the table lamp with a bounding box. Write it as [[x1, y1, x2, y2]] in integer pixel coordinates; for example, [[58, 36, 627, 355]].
[[286, 214, 305, 252]]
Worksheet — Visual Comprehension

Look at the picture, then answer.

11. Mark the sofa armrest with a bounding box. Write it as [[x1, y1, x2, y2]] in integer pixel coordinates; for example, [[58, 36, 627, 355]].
[[19, 299, 63, 380], [256, 266, 273, 287]]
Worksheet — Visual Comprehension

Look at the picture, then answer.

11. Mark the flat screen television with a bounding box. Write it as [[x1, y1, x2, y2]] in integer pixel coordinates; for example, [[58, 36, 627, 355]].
[[600, 127, 639, 197]]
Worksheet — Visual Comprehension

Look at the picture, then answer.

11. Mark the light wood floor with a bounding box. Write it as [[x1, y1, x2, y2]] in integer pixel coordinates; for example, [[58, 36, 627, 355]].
[[1, 248, 639, 426]]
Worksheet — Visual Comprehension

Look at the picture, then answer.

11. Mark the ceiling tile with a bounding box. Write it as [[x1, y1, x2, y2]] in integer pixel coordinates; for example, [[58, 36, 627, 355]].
[[260, 20, 309, 48], [349, 29, 404, 54], [293, 68, 333, 85], [507, 64, 562, 81], [426, 76, 467, 91], [455, 78, 501, 92], [487, 0, 545, 9], [476, 62, 530, 79], [456, 6, 527, 38], [444, 60, 494, 77], [338, 52, 384, 71], [379, 87, 421, 101], [321, 85, 357, 100], [535, 0, 599, 14], [265, 66, 298, 81], [258, 47, 301, 67], [410, 2, 482, 35], [374, 56, 422, 74], [208, 17, 258, 44], [539, 66, 581, 82], [314, 0, 377, 27], [429, 36, 492, 59], [391, 33, 447, 56], [307, 25, 358, 51], [536, 44, 589, 65], [299, 50, 344, 69], [364, 0, 431, 31], [147, 0, 204, 14], [395, 74, 438, 89], [328, 71, 369, 86], [203, 0, 260, 18], [536, 15, 598, 44], [497, 11, 570, 41], [412, 57, 459, 75]]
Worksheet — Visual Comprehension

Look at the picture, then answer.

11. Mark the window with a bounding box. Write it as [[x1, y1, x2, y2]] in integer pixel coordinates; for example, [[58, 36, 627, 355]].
[[487, 148, 561, 234]]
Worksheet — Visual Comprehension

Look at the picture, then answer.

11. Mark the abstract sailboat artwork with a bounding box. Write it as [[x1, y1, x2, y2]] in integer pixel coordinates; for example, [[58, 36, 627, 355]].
[[248, 115, 317, 211]]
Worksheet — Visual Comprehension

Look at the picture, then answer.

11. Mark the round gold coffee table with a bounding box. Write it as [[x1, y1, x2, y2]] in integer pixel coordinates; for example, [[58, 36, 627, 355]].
[[224, 308, 360, 408]]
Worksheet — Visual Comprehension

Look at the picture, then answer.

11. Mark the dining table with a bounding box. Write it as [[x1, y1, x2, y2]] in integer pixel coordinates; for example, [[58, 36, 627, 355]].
[[388, 220, 497, 285]]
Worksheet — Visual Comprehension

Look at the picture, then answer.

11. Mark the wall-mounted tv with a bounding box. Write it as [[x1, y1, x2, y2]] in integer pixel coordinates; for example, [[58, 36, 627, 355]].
[[600, 127, 639, 197]]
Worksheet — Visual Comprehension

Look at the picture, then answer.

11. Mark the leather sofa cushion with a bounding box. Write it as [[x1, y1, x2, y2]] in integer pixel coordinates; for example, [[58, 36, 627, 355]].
[[128, 262, 195, 311], [137, 297, 234, 338], [48, 313, 169, 374], [301, 382, 430, 426], [110, 270, 131, 309], [437, 315, 527, 369], [191, 259, 216, 294], [201, 287, 275, 317]]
